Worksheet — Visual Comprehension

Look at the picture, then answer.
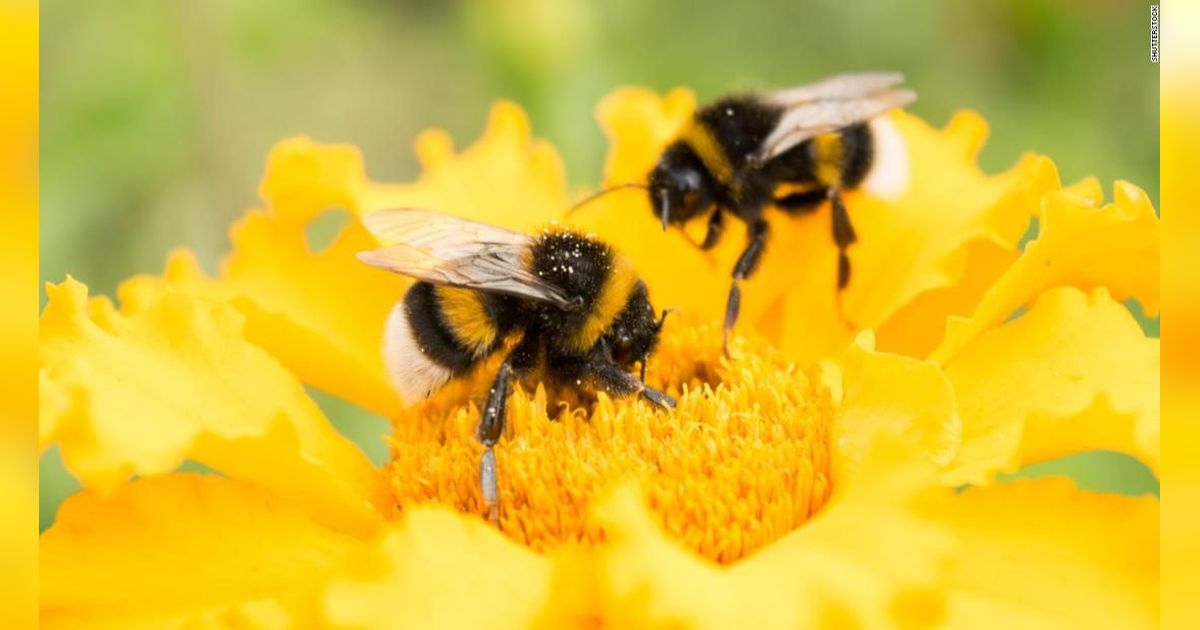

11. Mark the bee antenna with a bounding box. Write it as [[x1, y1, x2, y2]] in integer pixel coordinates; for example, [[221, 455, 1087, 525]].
[[656, 307, 678, 333], [658, 189, 672, 232], [640, 306, 679, 382], [564, 182, 648, 216]]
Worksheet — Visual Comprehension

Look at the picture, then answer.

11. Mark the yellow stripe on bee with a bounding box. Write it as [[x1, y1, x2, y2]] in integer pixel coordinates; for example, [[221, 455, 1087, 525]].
[[568, 253, 639, 353], [435, 286, 498, 357], [773, 182, 823, 198], [812, 132, 844, 188], [681, 120, 735, 184]]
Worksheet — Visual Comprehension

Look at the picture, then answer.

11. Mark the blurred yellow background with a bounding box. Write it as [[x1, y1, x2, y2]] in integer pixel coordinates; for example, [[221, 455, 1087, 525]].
[[40, 0, 1159, 527]]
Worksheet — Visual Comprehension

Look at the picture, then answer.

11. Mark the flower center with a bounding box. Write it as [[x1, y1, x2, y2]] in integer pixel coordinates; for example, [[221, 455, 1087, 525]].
[[386, 322, 835, 564]]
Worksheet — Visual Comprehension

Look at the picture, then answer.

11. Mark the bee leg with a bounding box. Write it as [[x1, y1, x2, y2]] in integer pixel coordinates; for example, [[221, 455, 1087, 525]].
[[477, 355, 515, 525], [724, 219, 770, 356], [700, 208, 725, 250], [828, 189, 858, 290], [591, 358, 676, 409], [639, 385, 677, 409], [723, 284, 741, 355], [773, 189, 827, 215]]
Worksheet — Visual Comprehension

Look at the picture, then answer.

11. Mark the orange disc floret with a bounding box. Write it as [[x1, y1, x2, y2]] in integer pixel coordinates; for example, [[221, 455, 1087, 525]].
[[387, 321, 835, 564]]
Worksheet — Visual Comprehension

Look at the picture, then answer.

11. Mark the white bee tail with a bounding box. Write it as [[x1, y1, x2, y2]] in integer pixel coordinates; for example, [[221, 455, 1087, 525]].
[[862, 116, 910, 200], [383, 301, 453, 403]]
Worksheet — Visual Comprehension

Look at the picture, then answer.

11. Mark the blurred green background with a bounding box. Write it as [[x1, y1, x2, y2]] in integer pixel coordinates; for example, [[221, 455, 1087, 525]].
[[40, 0, 1159, 528]]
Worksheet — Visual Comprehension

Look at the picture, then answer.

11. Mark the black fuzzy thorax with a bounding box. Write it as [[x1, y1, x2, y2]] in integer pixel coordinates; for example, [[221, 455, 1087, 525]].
[[525, 229, 614, 349], [695, 95, 785, 216], [535, 280, 660, 395], [696, 95, 783, 170]]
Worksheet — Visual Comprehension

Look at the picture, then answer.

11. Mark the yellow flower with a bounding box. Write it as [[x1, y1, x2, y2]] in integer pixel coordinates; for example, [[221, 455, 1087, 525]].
[[40, 90, 1159, 628]]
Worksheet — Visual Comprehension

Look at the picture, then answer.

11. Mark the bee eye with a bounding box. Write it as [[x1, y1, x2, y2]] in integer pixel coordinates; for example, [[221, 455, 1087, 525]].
[[682, 190, 699, 209], [679, 170, 702, 193]]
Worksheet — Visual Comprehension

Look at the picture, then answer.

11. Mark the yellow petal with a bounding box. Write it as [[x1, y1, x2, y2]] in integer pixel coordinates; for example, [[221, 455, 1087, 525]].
[[261, 103, 567, 228], [222, 211, 408, 414], [1062, 175, 1104, 204], [258, 137, 371, 224], [39, 278, 388, 536], [925, 477, 1158, 629], [874, 175, 1103, 358], [119, 219, 410, 419], [941, 287, 1159, 485], [124, 104, 570, 414], [839, 118, 1057, 330], [41, 474, 364, 629], [597, 86, 698, 188], [834, 331, 962, 471], [115, 248, 210, 315], [873, 240, 1019, 358], [38, 370, 68, 452], [574, 89, 1059, 363], [323, 508, 554, 630], [594, 439, 956, 629], [932, 180, 1159, 364], [364, 101, 569, 228]]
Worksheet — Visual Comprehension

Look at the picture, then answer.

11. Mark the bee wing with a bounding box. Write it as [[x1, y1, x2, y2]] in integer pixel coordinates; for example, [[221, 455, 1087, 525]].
[[752, 74, 916, 165], [765, 71, 906, 106], [362, 207, 531, 253], [357, 208, 575, 308]]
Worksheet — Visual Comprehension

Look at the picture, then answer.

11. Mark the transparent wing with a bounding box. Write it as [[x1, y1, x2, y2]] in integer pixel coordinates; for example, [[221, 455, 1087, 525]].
[[751, 73, 916, 165], [765, 71, 906, 107], [362, 207, 531, 254], [357, 208, 574, 308]]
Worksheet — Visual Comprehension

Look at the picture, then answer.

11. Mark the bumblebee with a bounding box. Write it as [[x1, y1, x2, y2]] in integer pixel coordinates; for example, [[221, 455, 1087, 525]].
[[647, 71, 915, 349], [357, 208, 675, 520]]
